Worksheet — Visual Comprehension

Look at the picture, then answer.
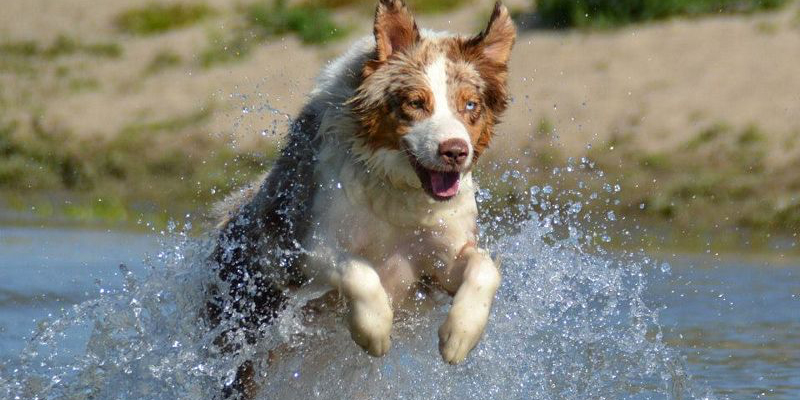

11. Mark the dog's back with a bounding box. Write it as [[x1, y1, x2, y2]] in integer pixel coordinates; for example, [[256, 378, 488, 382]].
[[206, 38, 373, 341], [208, 104, 319, 332]]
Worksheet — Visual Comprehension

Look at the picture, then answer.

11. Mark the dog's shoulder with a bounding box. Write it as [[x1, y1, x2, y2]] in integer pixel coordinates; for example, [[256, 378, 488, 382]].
[[311, 36, 374, 102]]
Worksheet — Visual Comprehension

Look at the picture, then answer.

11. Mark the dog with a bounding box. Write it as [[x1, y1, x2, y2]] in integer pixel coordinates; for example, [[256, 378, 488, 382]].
[[208, 0, 515, 396]]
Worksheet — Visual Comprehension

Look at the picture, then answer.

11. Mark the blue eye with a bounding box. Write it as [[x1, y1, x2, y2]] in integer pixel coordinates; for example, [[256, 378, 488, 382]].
[[465, 101, 477, 111]]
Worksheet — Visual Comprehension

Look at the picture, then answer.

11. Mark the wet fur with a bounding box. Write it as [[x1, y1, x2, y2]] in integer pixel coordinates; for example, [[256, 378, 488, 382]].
[[207, 1, 515, 397]]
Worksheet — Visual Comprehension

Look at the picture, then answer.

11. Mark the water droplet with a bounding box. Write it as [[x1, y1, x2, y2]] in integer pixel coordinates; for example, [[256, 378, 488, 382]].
[[660, 262, 671, 274]]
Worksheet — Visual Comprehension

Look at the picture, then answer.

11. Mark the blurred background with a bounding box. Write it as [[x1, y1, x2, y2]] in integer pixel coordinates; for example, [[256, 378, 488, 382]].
[[1, 0, 799, 248], [1, 0, 799, 398]]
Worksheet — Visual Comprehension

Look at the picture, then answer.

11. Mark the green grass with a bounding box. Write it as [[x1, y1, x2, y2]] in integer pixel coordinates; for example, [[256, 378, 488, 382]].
[[198, 0, 347, 68], [145, 49, 182, 74], [43, 35, 122, 58], [0, 110, 277, 227], [298, 0, 469, 14], [0, 35, 122, 59], [586, 122, 794, 231], [685, 121, 730, 149], [476, 116, 799, 243], [0, 41, 39, 57], [535, 0, 791, 28], [67, 77, 101, 93], [199, 31, 254, 68], [115, 2, 215, 35], [406, 0, 470, 14], [247, 0, 347, 45]]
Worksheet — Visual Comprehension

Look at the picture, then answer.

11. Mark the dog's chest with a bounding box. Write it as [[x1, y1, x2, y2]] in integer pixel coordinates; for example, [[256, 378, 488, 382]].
[[311, 165, 478, 272]]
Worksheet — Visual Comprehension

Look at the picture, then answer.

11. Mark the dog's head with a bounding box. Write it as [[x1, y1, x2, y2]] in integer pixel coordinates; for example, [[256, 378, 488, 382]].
[[350, 0, 515, 201]]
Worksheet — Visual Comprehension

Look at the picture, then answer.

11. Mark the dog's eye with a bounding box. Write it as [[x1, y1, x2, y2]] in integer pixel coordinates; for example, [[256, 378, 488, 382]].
[[408, 99, 424, 109], [465, 100, 477, 111]]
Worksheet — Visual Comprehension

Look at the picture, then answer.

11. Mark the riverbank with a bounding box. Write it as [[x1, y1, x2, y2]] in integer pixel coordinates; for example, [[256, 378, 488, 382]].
[[1, 0, 799, 240]]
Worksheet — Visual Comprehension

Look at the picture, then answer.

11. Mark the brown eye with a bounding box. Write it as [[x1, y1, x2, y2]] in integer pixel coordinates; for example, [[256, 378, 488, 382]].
[[408, 99, 424, 109]]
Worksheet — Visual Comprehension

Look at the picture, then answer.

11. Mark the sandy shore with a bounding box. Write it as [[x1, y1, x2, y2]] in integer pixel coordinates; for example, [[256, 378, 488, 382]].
[[2, 0, 798, 155]]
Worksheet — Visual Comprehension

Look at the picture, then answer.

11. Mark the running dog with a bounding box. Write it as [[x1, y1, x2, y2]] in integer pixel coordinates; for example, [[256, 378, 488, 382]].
[[208, 0, 515, 396]]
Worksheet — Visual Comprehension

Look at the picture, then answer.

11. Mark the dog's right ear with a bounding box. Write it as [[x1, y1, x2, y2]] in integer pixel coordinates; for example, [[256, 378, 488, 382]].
[[366, 0, 419, 75]]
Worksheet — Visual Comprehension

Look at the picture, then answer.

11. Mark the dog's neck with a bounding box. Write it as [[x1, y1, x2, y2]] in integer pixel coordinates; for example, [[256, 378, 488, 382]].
[[346, 153, 477, 229]]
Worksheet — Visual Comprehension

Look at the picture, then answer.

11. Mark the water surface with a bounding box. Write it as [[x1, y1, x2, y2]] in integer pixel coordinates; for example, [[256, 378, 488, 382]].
[[0, 225, 797, 399]]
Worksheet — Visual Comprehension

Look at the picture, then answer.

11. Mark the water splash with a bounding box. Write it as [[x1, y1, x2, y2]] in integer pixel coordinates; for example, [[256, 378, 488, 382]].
[[1, 170, 704, 400]]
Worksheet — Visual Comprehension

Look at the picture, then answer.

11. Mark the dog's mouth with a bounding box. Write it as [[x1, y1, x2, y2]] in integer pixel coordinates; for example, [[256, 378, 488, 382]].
[[408, 156, 461, 201]]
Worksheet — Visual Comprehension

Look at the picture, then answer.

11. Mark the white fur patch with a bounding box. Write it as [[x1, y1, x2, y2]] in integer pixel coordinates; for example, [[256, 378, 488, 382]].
[[403, 56, 473, 169], [352, 144, 421, 189]]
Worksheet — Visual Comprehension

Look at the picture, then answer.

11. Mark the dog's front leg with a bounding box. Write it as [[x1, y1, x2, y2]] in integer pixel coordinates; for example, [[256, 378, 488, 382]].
[[436, 245, 500, 364], [330, 257, 393, 357]]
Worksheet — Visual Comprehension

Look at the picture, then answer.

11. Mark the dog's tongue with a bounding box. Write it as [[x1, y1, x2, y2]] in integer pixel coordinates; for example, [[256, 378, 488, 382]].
[[429, 171, 460, 198]]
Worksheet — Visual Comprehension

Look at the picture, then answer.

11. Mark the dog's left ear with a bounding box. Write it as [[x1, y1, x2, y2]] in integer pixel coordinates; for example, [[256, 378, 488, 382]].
[[373, 0, 420, 62], [470, 2, 516, 66]]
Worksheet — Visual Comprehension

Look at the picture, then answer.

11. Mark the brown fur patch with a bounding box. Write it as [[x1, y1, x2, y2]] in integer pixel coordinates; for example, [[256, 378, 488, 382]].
[[366, 0, 420, 77], [448, 2, 516, 159], [350, 43, 437, 151], [351, 1, 515, 159]]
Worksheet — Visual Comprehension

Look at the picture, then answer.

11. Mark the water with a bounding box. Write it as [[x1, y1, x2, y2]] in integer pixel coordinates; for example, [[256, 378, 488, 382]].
[[651, 256, 800, 399], [1, 219, 797, 399], [0, 227, 161, 359]]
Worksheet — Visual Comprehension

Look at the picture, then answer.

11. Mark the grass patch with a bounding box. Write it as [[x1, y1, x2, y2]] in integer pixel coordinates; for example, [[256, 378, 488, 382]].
[[478, 117, 798, 242], [584, 122, 792, 231], [535, 0, 791, 29], [43, 35, 122, 58], [298, 0, 469, 14], [406, 0, 470, 14], [738, 124, 766, 146], [115, 2, 215, 35], [685, 121, 729, 149], [145, 49, 182, 74], [199, 31, 254, 68], [247, 0, 347, 45], [0, 110, 277, 227], [0, 35, 122, 59], [67, 77, 101, 93], [199, 0, 347, 68], [0, 41, 39, 57]]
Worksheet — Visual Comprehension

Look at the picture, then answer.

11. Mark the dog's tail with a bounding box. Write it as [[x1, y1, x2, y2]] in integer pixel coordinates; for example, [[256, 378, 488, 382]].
[[210, 172, 267, 230]]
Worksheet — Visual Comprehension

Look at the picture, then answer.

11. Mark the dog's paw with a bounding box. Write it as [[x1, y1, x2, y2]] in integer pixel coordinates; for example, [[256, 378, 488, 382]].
[[348, 297, 393, 357], [438, 299, 490, 365]]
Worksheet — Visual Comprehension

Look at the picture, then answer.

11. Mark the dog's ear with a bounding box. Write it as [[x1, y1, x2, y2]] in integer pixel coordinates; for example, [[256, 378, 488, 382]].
[[470, 2, 516, 66], [373, 0, 419, 62]]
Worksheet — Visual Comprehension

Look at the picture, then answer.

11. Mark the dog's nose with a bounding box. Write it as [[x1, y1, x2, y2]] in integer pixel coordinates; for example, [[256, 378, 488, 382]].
[[438, 139, 469, 166]]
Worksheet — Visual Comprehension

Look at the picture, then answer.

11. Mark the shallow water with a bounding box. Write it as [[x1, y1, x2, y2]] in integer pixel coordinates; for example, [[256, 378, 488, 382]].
[[650, 256, 800, 399], [1, 222, 797, 400], [0, 227, 161, 359]]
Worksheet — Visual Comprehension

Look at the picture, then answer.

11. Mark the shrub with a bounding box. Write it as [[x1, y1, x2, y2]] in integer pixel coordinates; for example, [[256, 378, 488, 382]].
[[247, 0, 346, 45], [116, 3, 214, 35], [535, 0, 790, 28]]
